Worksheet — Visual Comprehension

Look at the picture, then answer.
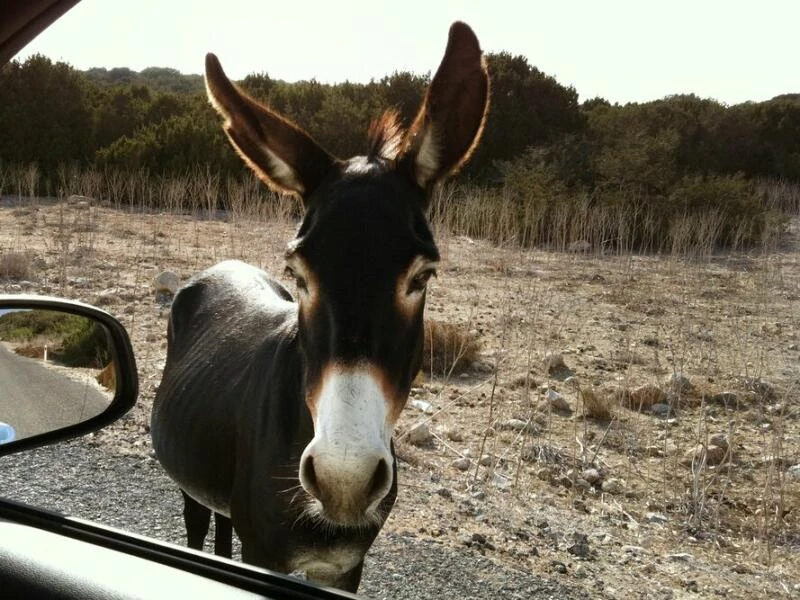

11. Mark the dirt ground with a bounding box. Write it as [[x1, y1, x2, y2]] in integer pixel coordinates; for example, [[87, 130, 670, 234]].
[[1, 195, 798, 599]]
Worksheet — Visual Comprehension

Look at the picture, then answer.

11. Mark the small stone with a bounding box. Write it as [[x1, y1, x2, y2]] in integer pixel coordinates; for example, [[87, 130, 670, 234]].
[[546, 389, 572, 412], [407, 422, 434, 446], [601, 477, 625, 494], [153, 270, 180, 294], [544, 352, 567, 374], [471, 532, 487, 544], [410, 399, 434, 414], [557, 474, 574, 488], [436, 488, 452, 499], [682, 444, 727, 467], [479, 454, 494, 467], [445, 427, 464, 442], [492, 473, 510, 490], [452, 457, 471, 471], [668, 553, 694, 562], [668, 372, 692, 394], [731, 564, 751, 574], [788, 464, 800, 479], [574, 478, 591, 492], [709, 433, 729, 451], [550, 560, 568, 574], [622, 545, 646, 555], [647, 512, 669, 524], [582, 468, 601, 484], [500, 418, 530, 432], [710, 391, 740, 409], [650, 403, 673, 418], [567, 539, 592, 559], [572, 498, 589, 512]]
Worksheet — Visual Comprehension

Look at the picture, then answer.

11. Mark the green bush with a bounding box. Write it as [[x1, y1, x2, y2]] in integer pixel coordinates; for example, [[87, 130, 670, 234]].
[[59, 319, 111, 368]]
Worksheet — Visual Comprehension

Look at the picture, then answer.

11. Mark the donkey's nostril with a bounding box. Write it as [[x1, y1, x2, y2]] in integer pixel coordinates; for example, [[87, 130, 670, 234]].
[[366, 458, 392, 506], [299, 455, 321, 501]]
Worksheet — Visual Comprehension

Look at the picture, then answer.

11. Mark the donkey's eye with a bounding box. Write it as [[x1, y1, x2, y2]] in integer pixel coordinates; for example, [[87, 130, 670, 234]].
[[284, 266, 308, 293], [408, 269, 436, 294]]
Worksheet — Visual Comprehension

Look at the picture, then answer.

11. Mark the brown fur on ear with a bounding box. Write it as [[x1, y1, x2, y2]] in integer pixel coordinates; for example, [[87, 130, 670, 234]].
[[399, 22, 490, 191], [205, 53, 336, 199]]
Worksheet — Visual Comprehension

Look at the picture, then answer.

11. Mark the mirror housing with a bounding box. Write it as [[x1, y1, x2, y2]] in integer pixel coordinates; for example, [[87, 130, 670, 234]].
[[0, 295, 137, 456]]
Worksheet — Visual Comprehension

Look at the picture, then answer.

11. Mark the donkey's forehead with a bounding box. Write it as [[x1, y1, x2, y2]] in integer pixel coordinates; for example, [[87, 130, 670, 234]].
[[286, 161, 438, 265]]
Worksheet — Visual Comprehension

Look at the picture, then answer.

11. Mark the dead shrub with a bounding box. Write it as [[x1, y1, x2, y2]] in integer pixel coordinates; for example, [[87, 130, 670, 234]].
[[15, 344, 44, 359], [580, 387, 615, 420], [97, 362, 116, 390], [423, 319, 481, 376], [0, 252, 33, 281]]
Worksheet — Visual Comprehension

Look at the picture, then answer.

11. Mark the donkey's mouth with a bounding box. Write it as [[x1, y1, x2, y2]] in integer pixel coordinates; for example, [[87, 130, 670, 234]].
[[300, 493, 388, 530]]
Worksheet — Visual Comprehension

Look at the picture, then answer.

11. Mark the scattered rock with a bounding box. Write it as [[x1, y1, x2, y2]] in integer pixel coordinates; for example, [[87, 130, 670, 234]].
[[491, 473, 511, 490], [95, 287, 125, 306], [499, 418, 536, 434], [444, 427, 464, 442], [709, 391, 740, 410], [668, 553, 694, 562], [650, 403, 673, 418], [543, 352, 567, 374], [546, 389, 572, 413], [731, 563, 752, 575], [741, 377, 775, 400], [682, 444, 727, 467], [550, 560, 568, 574], [668, 372, 692, 394], [533, 412, 549, 426], [709, 433, 729, 451], [410, 399, 435, 414], [629, 384, 667, 409], [479, 454, 494, 467], [153, 270, 180, 303], [452, 457, 471, 471], [601, 478, 625, 494], [407, 422, 434, 446], [582, 468, 601, 485], [647, 512, 669, 525], [567, 532, 594, 559]]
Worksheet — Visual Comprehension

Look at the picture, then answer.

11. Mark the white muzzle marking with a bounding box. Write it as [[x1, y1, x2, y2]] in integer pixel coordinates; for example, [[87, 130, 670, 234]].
[[299, 367, 394, 525]]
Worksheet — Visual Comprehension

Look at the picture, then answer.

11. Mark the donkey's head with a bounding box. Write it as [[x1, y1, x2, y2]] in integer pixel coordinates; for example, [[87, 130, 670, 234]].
[[206, 22, 489, 527]]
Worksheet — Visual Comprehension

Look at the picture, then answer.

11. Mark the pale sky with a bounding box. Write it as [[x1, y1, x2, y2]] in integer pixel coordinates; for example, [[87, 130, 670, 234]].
[[14, 0, 799, 105]]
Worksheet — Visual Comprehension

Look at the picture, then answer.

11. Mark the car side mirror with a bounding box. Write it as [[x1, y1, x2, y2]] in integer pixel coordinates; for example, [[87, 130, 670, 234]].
[[0, 295, 137, 456]]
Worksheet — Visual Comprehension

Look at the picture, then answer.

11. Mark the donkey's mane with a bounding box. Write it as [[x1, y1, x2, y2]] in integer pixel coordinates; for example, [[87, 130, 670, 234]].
[[367, 110, 405, 162]]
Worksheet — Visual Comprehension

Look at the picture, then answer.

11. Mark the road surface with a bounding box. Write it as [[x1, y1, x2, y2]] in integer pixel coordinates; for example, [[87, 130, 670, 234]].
[[0, 343, 111, 441]]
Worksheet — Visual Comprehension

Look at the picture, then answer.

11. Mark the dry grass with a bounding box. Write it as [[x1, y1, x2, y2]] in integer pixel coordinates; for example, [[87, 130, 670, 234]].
[[0, 251, 33, 281], [2, 166, 799, 599], [422, 319, 481, 376]]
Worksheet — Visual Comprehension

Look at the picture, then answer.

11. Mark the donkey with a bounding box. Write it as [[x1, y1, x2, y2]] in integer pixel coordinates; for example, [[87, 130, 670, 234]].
[[151, 22, 489, 592]]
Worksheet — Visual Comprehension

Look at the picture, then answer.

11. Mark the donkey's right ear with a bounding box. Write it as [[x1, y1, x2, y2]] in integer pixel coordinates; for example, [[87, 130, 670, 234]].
[[205, 53, 335, 198]]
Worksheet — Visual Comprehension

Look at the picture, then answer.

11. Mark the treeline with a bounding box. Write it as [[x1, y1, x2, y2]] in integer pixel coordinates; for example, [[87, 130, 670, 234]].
[[1, 53, 798, 249]]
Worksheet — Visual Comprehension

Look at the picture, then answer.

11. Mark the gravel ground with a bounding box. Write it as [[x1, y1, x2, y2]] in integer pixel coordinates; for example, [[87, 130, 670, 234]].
[[0, 437, 589, 599]]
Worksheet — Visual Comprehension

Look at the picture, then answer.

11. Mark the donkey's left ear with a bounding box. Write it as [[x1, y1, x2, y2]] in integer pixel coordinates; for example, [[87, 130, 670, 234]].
[[400, 22, 490, 191]]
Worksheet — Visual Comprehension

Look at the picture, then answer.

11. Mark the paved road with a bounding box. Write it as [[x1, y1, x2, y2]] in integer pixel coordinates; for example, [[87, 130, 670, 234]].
[[0, 343, 111, 441]]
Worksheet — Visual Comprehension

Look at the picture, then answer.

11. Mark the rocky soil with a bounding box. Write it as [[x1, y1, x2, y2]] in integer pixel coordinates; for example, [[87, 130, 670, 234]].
[[1, 196, 798, 599]]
